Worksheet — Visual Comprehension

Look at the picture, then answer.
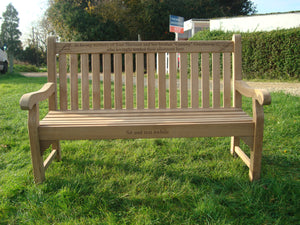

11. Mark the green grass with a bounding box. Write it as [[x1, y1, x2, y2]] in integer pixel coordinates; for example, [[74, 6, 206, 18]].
[[0, 73, 299, 224]]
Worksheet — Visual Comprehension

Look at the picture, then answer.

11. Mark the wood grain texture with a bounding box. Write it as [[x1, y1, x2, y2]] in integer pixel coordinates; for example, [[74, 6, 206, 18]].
[[212, 53, 220, 108], [158, 53, 166, 109], [223, 53, 231, 108], [180, 53, 188, 108], [201, 53, 210, 108], [70, 54, 79, 110], [136, 53, 144, 109], [191, 53, 199, 108], [39, 110, 253, 140], [59, 54, 68, 110], [81, 54, 89, 110], [47, 36, 57, 110], [92, 54, 100, 110], [147, 53, 155, 109], [232, 34, 242, 108], [103, 53, 111, 109], [169, 53, 177, 109], [125, 53, 133, 109], [56, 41, 234, 54], [114, 53, 123, 109]]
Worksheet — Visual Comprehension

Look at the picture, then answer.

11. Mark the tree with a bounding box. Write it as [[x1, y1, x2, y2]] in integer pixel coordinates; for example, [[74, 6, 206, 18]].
[[47, 0, 256, 41], [0, 3, 22, 73]]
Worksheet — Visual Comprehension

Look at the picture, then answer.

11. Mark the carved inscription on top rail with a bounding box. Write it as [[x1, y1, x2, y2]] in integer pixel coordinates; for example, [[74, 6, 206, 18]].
[[56, 41, 234, 54]]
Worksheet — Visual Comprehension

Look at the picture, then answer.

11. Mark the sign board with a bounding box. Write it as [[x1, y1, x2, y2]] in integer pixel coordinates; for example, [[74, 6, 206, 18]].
[[169, 15, 184, 34]]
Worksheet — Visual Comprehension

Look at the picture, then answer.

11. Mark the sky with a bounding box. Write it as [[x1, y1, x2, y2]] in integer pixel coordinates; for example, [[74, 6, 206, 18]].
[[0, 0, 299, 43]]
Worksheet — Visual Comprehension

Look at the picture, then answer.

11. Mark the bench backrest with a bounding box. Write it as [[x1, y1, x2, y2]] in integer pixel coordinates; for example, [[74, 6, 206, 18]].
[[47, 34, 242, 111]]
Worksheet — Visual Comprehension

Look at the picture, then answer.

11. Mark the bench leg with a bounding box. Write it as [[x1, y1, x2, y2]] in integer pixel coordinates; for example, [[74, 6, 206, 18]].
[[230, 136, 240, 156], [52, 141, 61, 161], [249, 99, 264, 181], [28, 105, 45, 184]]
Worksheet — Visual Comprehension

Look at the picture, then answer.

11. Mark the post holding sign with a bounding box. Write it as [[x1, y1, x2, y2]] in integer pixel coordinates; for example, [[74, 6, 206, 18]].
[[169, 15, 184, 34]]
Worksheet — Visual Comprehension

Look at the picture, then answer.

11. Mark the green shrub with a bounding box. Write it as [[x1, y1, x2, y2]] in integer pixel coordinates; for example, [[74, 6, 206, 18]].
[[14, 64, 40, 72], [190, 28, 300, 80]]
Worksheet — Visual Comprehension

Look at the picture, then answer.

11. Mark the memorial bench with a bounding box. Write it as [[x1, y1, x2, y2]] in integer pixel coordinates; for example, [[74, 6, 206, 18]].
[[20, 34, 271, 183]]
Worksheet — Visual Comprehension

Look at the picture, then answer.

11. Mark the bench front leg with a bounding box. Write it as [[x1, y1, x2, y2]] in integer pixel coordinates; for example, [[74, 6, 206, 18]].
[[28, 104, 45, 183], [250, 99, 264, 181]]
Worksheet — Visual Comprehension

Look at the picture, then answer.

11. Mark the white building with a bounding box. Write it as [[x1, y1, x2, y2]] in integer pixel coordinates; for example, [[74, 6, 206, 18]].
[[178, 19, 210, 40], [210, 12, 300, 32]]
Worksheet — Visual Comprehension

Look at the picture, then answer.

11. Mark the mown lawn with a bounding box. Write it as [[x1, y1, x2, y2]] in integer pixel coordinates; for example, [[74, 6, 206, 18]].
[[0, 73, 299, 224]]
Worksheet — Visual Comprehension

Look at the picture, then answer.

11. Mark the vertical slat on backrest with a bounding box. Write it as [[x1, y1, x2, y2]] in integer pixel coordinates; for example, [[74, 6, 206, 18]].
[[125, 53, 133, 109], [147, 53, 155, 109], [169, 53, 177, 109], [201, 53, 210, 108], [223, 53, 231, 108], [212, 53, 220, 108], [158, 53, 166, 109], [81, 54, 89, 110], [136, 53, 144, 109], [180, 53, 188, 108], [232, 34, 242, 108], [70, 54, 78, 110], [47, 37, 57, 110], [103, 53, 111, 109], [191, 53, 199, 108], [59, 54, 67, 110], [114, 53, 123, 110], [92, 54, 100, 110]]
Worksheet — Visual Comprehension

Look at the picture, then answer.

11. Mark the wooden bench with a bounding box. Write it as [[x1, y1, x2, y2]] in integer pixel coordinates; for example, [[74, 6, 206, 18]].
[[20, 34, 271, 183]]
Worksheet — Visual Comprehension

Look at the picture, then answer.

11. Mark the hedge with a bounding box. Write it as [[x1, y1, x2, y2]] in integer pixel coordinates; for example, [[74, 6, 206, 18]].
[[190, 28, 300, 80]]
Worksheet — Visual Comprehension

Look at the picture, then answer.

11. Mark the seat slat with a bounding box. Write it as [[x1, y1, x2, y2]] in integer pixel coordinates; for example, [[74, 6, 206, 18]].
[[39, 110, 253, 140]]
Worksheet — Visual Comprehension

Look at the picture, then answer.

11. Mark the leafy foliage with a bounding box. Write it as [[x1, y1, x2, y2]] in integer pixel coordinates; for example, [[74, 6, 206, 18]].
[[16, 44, 47, 67], [47, 0, 256, 41], [190, 28, 300, 80], [0, 3, 22, 54], [0, 3, 22, 72]]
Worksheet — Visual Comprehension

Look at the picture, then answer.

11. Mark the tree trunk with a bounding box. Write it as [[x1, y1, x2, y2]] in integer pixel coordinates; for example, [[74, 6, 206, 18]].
[[9, 53, 14, 73]]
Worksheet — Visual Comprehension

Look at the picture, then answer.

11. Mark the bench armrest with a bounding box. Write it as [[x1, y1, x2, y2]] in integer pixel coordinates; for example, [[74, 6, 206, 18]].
[[20, 82, 55, 110], [235, 80, 271, 105]]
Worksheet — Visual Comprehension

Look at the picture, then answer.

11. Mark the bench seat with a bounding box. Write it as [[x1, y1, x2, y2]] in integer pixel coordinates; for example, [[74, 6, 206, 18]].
[[39, 109, 253, 140]]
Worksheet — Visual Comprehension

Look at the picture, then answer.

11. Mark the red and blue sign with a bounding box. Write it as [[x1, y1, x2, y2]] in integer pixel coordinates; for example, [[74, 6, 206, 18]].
[[169, 15, 184, 34]]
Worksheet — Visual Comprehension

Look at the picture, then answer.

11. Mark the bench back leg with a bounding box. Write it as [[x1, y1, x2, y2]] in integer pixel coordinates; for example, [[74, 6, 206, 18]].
[[230, 136, 240, 156], [28, 104, 45, 183], [52, 141, 61, 161], [249, 99, 264, 181]]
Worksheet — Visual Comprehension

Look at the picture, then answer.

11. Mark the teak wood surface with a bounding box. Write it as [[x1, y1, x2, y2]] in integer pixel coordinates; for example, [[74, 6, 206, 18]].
[[20, 34, 271, 183]]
